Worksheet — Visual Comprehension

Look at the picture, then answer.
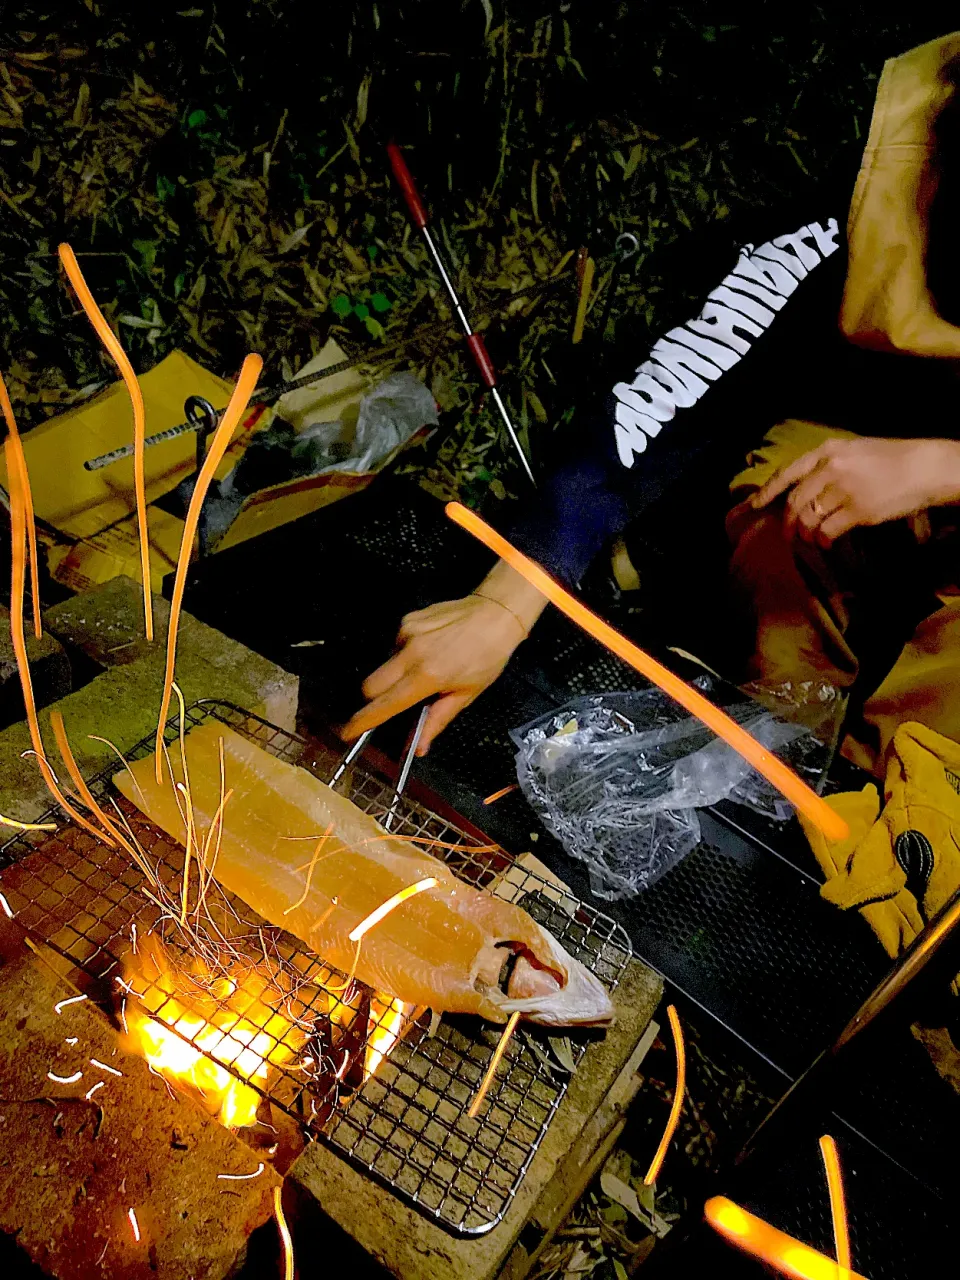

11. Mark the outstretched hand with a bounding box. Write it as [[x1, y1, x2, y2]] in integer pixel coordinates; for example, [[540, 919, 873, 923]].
[[342, 561, 548, 756], [751, 437, 960, 546]]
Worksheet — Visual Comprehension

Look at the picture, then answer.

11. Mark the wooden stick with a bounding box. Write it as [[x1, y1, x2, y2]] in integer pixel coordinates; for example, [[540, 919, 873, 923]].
[[468, 1010, 521, 1119], [445, 502, 849, 842]]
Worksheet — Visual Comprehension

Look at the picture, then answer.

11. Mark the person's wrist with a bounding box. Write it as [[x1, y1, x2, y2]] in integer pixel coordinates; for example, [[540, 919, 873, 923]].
[[476, 560, 548, 632], [936, 439, 960, 507]]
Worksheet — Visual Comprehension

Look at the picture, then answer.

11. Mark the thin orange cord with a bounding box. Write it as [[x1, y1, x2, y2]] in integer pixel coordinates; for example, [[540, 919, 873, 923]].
[[467, 1010, 521, 1119], [819, 1135, 852, 1275], [644, 1004, 686, 1185], [58, 242, 153, 642], [49, 711, 119, 849], [0, 373, 41, 638], [153, 354, 262, 781], [5, 440, 109, 843], [705, 1196, 867, 1279], [445, 502, 849, 842]]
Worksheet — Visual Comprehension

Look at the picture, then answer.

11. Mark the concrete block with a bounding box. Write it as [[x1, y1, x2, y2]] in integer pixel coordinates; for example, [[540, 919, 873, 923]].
[[291, 959, 663, 1280], [0, 577, 298, 824], [0, 604, 70, 730]]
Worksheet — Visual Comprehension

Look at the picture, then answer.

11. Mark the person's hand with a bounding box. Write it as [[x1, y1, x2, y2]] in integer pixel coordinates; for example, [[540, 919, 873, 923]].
[[342, 560, 548, 755], [750, 437, 960, 546]]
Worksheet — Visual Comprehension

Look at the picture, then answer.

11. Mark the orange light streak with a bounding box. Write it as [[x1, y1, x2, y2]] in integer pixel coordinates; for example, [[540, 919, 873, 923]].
[[445, 502, 849, 842], [467, 1010, 521, 1119], [283, 823, 335, 916], [483, 784, 519, 805], [644, 1004, 686, 1186], [154, 354, 262, 781], [0, 892, 13, 918], [819, 1135, 852, 1275], [50, 711, 118, 848], [274, 1186, 294, 1280], [127, 1207, 141, 1243], [5, 440, 111, 843], [348, 876, 438, 942], [54, 994, 88, 1014], [58, 244, 153, 642], [705, 1197, 867, 1280], [0, 373, 40, 637]]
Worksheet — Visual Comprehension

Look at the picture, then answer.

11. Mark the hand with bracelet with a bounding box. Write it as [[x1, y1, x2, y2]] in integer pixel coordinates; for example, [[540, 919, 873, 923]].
[[342, 559, 548, 756]]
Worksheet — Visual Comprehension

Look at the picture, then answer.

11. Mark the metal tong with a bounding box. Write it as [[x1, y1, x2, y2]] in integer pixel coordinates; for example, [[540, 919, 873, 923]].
[[328, 705, 430, 833]]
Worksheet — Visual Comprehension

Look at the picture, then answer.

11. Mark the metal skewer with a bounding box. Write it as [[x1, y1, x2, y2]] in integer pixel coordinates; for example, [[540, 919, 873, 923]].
[[387, 143, 536, 487], [328, 728, 373, 788], [383, 705, 430, 833]]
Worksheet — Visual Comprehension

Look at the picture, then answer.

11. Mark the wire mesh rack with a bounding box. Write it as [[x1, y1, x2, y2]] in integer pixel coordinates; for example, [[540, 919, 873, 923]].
[[0, 700, 631, 1236]]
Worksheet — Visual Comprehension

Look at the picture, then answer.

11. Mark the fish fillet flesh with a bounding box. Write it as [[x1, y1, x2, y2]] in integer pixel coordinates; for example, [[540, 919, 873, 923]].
[[115, 723, 614, 1027]]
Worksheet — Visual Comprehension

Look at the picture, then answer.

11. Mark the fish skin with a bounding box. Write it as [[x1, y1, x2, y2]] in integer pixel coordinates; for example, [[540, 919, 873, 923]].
[[116, 724, 614, 1027]]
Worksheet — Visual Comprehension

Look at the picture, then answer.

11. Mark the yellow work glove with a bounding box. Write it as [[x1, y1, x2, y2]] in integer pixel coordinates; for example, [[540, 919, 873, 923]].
[[799, 722, 960, 969]]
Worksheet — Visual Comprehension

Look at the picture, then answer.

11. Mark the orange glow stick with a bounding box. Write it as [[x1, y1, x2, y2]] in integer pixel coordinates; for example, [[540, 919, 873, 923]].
[[348, 876, 438, 941], [705, 1197, 867, 1279], [468, 1009, 521, 1119], [58, 243, 153, 642], [0, 373, 41, 638], [819, 1136, 852, 1276], [644, 1003, 686, 1185], [154, 354, 262, 780], [5, 439, 112, 843], [445, 502, 848, 842]]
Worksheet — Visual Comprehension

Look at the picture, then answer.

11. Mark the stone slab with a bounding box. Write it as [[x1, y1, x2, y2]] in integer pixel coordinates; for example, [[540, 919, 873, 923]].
[[0, 602, 70, 729], [0, 577, 298, 824], [291, 958, 663, 1280]]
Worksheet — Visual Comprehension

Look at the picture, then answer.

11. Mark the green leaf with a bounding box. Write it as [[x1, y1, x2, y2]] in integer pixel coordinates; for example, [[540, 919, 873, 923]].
[[187, 108, 207, 128], [156, 174, 176, 202], [331, 294, 352, 317], [173, 272, 186, 297], [131, 239, 157, 272], [353, 302, 370, 320], [366, 244, 379, 260], [363, 315, 385, 339], [613, 1262, 629, 1280], [370, 291, 391, 313]]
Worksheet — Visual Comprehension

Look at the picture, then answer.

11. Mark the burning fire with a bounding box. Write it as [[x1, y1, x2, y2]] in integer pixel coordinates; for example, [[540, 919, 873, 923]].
[[364, 997, 412, 1081], [120, 935, 301, 1128]]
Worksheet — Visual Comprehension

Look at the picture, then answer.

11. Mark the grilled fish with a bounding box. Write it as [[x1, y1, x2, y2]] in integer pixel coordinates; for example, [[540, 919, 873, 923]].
[[116, 723, 614, 1027]]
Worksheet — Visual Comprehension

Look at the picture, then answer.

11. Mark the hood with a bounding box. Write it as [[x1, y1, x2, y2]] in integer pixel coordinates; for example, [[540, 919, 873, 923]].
[[841, 32, 960, 357]]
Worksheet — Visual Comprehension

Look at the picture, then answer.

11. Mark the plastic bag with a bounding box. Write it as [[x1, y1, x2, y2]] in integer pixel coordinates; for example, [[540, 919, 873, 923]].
[[511, 684, 832, 901]]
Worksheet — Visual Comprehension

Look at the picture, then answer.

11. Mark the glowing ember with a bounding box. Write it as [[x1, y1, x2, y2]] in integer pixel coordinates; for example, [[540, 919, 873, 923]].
[[85, 1080, 105, 1101], [0, 891, 15, 918], [120, 935, 302, 1129], [89, 1058, 123, 1077], [47, 1070, 83, 1085], [218, 1163, 265, 1181], [348, 876, 438, 942], [127, 1207, 141, 1243], [274, 1186, 294, 1280], [54, 994, 88, 1014]]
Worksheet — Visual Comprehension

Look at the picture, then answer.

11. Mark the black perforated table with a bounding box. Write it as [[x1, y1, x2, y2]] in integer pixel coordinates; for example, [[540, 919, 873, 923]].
[[179, 476, 960, 1275]]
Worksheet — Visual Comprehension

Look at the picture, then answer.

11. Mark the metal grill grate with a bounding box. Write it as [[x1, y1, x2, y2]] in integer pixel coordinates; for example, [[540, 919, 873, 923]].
[[0, 700, 630, 1236]]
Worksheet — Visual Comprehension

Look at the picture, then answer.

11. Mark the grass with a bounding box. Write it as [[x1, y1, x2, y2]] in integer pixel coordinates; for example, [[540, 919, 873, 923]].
[[0, 3, 945, 510]]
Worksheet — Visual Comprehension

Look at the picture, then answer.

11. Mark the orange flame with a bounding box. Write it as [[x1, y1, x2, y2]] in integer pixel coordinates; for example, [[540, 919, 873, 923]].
[[364, 997, 412, 1081], [120, 935, 300, 1128]]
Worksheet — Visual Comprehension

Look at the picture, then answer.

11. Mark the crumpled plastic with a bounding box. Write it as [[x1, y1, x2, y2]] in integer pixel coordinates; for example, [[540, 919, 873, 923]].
[[511, 683, 833, 901], [178, 372, 438, 548]]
